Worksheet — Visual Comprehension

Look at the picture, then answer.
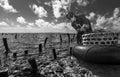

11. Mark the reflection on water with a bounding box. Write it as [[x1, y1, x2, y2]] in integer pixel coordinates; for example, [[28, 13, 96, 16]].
[[77, 59, 120, 77], [0, 33, 120, 77]]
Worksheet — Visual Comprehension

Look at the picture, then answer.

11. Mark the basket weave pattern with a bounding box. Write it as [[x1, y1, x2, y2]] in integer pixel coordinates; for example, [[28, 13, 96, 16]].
[[82, 32, 119, 45]]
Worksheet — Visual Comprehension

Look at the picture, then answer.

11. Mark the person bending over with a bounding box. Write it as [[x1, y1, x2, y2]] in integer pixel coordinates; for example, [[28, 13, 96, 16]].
[[66, 12, 92, 44]]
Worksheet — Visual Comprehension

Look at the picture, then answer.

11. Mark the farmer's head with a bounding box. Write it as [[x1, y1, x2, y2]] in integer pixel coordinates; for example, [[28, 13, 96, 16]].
[[66, 12, 75, 21]]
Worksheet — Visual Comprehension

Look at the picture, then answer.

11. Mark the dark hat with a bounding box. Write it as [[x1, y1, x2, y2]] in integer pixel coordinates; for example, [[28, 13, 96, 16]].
[[66, 11, 75, 20]]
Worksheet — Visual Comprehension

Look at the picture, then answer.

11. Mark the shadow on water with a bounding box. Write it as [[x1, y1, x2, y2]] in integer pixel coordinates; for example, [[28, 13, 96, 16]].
[[1, 33, 120, 77], [76, 58, 120, 77]]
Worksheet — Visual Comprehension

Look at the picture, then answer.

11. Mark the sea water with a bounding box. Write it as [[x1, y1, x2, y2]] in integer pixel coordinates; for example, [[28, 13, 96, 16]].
[[0, 33, 120, 77]]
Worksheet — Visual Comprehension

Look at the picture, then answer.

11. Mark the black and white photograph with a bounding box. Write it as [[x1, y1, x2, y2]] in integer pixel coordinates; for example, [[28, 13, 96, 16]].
[[0, 0, 120, 77]]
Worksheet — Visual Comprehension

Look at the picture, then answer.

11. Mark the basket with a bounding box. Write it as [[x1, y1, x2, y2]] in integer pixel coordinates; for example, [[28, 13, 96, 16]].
[[82, 32, 119, 45]]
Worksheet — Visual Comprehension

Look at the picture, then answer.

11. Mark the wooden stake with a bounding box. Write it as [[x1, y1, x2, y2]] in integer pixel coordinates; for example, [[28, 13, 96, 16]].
[[28, 58, 38, 73], [60, 35, 62, 46], [13, 52, 17, 59], [2, 38, 10, 56], [52, 48, 57, 60], [24, 50, 28, 55], [39, 44, 42, 53], [69, 47, 72, 55], [44, 37, 48, 49]]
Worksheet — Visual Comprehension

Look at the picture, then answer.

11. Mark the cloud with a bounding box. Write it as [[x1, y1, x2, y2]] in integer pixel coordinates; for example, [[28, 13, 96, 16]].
[[96, 15, 108, 27], [86, 12, 96, 20], [16, 16, 27, 24], [26, 23, 35, 28], [51, 0, 63, 18], [91, 7, 120, 32], [51, 0, 94, 18], [53, 22, 74, 30], [0, 19, 76, 33], [53, 22, 76, 33], [44, 1, 51, 6], [77, 0, 96, 6], [35, 19, 70, 29], [29, 4, 47, 18], [16, 16, 37, 28], [28, 23, 34, 26], [34, 18, 76, 33], [53, 23, 67, 29], [0, 21, 9, 27], [0, 0, 18, 13], [35, 19, 51, 27], [51, 0, 73, 18], [113, 8, 120, 18], [76, 0, 89, 6]]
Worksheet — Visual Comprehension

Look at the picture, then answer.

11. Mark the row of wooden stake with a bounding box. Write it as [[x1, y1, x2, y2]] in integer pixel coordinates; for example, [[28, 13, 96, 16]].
[[2, 37, 73, 60], [0, 37, 73, 77]]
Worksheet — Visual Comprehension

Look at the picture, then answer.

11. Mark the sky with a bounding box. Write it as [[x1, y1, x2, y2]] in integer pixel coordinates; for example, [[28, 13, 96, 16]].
[[0, 0, 120, 33]]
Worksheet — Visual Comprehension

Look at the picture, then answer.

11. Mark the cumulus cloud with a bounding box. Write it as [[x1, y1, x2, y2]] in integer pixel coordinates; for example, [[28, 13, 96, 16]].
[[84, 8, 120, 31], [35, 19, 69, 29], [91, 7, 120, 32], [76, 0, 89, 6], [44, 1, 51, 6], [96, 15, 108, 27], [86, 12, 96, 20], [26, 23, 35, 28], [35, 19, 50, 27], [51, 0, 63, 18], [0, 21, 9, 27], [16, 16, 27, 24], [34, 18, 76, 33], [76, 0, 95, 6], [16, 17, 37, 28], [0, 0, 18, 13], [51, 0, 73, 18], [53, 22, 76, 33], [28, 23, 34, 26], [53, 22, 74, 30], [29, 4, 47, 18], [51, 0, 94, 18], [113, 8, 120, 18], [53, 23, 67, 29]]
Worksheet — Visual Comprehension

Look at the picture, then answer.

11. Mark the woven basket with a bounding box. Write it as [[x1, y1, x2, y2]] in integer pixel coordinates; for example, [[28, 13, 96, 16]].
[[82, 32, 119, 45]]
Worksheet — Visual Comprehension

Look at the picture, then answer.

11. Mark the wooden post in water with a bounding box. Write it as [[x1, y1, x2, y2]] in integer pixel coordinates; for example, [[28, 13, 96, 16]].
[[28, 58, 38, 75], [2, 38, 10, 66], [39, 44, 42, 53], [28, 58, 45, 77], [69, 47, 72, 56], [2, 38, 10, 57], [44, 37, 48, 49], [52, 48, 57, 60], [24, 50, 28, 56], [59, 35, 62, 46], [13, 52, 17, 59], [15, 33, 17, 39]]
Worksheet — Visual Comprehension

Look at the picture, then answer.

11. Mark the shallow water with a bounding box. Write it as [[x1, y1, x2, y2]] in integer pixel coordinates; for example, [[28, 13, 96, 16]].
[[0, 33, 120, 77], [77, 59, 120, 77]]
